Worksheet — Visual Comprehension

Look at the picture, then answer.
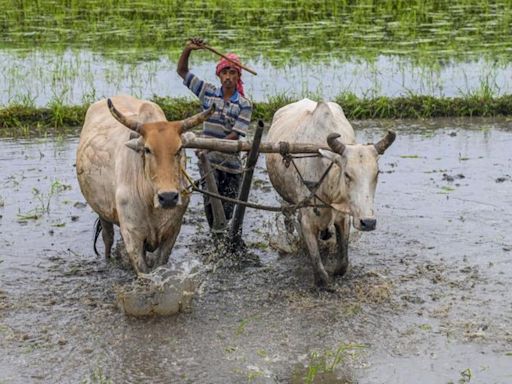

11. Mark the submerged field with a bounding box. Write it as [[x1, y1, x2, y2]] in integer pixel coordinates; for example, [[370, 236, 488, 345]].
[[0, 1, 512, 107], [1, 3, 512, 382], [0, 121, 511, 383]]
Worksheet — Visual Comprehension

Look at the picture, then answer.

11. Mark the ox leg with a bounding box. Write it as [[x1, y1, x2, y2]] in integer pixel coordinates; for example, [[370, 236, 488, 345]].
[[100, 218, 114, 259], [333, 216, 350, 276], [120, 228, 149, 274], [154, 225, 182, 268], [300, 215, 330, 287]]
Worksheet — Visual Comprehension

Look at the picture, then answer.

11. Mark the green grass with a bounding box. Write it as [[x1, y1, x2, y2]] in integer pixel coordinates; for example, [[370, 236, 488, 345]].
[[2, 93, 512, 137]]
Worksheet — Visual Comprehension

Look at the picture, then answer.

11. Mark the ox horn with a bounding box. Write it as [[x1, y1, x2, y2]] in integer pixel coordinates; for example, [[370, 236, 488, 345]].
[[107, 98, 142, 133], [181, 103, 216, 132], [327, 133, 346, 154], [374, 130, 396, 155]]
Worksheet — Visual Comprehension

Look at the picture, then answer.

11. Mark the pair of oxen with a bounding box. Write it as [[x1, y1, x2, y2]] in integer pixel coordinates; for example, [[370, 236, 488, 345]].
[[76, 95, 395, 287]]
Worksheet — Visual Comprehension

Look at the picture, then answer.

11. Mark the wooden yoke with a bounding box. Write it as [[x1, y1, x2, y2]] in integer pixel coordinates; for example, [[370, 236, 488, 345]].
[[182, 134, 330, 154]]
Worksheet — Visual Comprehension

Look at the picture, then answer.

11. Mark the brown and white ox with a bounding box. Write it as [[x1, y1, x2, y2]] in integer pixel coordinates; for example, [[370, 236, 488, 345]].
[[76, 95, 213, 274], [265, 98, 395, 287]]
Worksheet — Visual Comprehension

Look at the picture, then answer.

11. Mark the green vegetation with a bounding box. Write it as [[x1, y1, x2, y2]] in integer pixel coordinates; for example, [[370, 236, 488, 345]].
[[294, 343, 366, 384], [1, 1, 511, 63], [16, 180, 71, 220], [2, 93, 512, 137], [0, 1, 511, 133], [81, 368, 113, 384]]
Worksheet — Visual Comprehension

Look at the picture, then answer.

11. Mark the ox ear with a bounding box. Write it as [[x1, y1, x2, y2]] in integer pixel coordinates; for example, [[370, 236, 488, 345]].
[[125, 136, 144, 153], [180, 103, 216, 133], [374, 130, 396, 155], [331, 202, 350, 214], [318, 149, 342, 167]]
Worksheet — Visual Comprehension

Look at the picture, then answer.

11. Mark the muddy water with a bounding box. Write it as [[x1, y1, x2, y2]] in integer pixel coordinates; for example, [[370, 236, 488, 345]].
[[0, 120, 511, 383]]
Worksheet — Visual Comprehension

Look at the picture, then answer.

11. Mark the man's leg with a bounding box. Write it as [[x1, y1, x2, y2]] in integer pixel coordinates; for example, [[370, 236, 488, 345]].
[[199, 178, 213, 228], [222, 171, 242, 220]]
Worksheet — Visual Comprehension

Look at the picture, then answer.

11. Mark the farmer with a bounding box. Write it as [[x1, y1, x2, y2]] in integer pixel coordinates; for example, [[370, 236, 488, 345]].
[[177, 37, 252, 229]]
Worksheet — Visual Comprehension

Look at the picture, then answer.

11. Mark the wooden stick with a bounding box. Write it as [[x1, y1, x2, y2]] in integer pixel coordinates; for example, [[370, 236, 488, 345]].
[[203, 45, 258, 76], [182, 136, 329, 154], [229, 120, 265, 245]]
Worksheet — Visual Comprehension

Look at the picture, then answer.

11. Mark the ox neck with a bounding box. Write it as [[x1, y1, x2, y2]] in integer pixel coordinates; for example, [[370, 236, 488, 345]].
[[321, 164, 347, 206]]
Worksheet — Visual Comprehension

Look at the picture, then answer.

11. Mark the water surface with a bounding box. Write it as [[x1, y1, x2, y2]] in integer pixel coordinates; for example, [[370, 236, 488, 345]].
[[1, 119, 511, 383]]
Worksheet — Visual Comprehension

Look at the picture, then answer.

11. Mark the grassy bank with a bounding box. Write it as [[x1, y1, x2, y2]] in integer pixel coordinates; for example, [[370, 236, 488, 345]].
[[1, 93, 512, 137]]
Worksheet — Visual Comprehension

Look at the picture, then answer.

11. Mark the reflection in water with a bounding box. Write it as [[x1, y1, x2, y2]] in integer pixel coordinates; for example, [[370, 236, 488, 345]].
[[0, 50, 511, 106]]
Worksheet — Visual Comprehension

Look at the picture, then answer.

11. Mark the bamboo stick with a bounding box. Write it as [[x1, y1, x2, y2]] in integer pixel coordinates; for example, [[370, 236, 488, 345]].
[[203, 45, 258, 76]]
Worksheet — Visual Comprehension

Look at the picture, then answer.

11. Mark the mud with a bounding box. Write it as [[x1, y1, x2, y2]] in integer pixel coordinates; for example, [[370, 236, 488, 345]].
[[0, 118, 511, 383]]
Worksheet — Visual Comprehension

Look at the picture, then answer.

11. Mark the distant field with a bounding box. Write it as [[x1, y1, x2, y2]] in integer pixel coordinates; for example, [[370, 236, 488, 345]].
[[0, 1, 511, 107], [1, 0, 511, 61]]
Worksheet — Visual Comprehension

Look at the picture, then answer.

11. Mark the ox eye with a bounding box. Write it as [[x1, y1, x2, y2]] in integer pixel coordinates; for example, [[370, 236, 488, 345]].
[[144, 147, 152, 155], [344, 172, 352, 181]]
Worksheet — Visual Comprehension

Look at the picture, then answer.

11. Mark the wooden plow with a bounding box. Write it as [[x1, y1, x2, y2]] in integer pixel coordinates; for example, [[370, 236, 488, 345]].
[[182, 121, 334, 253]]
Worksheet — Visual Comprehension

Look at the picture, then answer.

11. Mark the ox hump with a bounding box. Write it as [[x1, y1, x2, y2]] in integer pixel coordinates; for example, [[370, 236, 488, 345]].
[[308, 101, 338, 132], [138, 102, 166, 124]]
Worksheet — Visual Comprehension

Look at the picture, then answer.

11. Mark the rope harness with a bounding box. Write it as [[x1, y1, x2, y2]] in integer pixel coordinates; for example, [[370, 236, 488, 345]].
[[180, 147, 336, 215]]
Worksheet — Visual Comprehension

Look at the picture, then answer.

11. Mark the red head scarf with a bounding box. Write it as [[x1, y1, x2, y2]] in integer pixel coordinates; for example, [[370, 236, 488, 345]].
[[215, 53, 245, 97]]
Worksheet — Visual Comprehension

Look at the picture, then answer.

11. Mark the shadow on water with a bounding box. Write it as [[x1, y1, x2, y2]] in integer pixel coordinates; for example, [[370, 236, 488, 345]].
[[0, 118, 511, 383]]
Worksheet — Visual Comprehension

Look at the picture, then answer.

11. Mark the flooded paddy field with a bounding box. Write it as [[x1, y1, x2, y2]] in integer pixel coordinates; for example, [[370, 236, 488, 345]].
[[1, 119, 511, 383], [1, 0, 512, 105], [1, 50, 511, 106]]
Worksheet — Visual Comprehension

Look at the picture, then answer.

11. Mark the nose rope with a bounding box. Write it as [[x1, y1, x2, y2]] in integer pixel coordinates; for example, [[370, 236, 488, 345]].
[[285, 155, 337, 215], [180, 163, 196, 197]]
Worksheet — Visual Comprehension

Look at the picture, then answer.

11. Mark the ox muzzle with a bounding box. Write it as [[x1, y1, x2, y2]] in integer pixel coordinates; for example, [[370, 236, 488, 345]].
[[157, 191, 180, 209], [358, 218, 376, 231]]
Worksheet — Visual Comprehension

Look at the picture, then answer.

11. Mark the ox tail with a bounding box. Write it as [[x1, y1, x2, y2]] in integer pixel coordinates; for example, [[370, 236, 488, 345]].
[[93, 217, 102, 256]]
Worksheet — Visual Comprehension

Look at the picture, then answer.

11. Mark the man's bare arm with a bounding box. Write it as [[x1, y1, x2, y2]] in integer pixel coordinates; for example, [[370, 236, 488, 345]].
[[177, 38, 205, 79]]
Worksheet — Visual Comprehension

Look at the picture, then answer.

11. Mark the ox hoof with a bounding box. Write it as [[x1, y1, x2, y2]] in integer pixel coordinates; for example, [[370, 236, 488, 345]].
[[319, 228, 332, 241], [144, 253, 159, 270], [333, 258, 349, 277], [134, 259, 149, 274], [314, 272, 332, 289]]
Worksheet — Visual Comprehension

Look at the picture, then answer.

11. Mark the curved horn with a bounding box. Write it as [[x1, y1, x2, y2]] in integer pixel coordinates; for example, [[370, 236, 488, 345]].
[[181, 103, 216, 132], [107, 98, 142, 133], [374, 130, 396, 155], [327, 133, 346, 154]]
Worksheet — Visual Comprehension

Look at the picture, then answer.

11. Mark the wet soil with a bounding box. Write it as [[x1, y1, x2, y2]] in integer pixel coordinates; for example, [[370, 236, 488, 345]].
[[0, 118, 511, 383]]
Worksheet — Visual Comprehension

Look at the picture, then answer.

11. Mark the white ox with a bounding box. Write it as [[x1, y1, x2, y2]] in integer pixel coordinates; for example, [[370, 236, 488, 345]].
[[265, 98, 395, 287], [76, 95, 213, 274]]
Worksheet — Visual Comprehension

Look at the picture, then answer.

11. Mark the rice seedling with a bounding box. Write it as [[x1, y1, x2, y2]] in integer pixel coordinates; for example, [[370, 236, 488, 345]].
[[80, 367, 113, 384], [298, 343, 366, 384], [16, 179, 71, 220]]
